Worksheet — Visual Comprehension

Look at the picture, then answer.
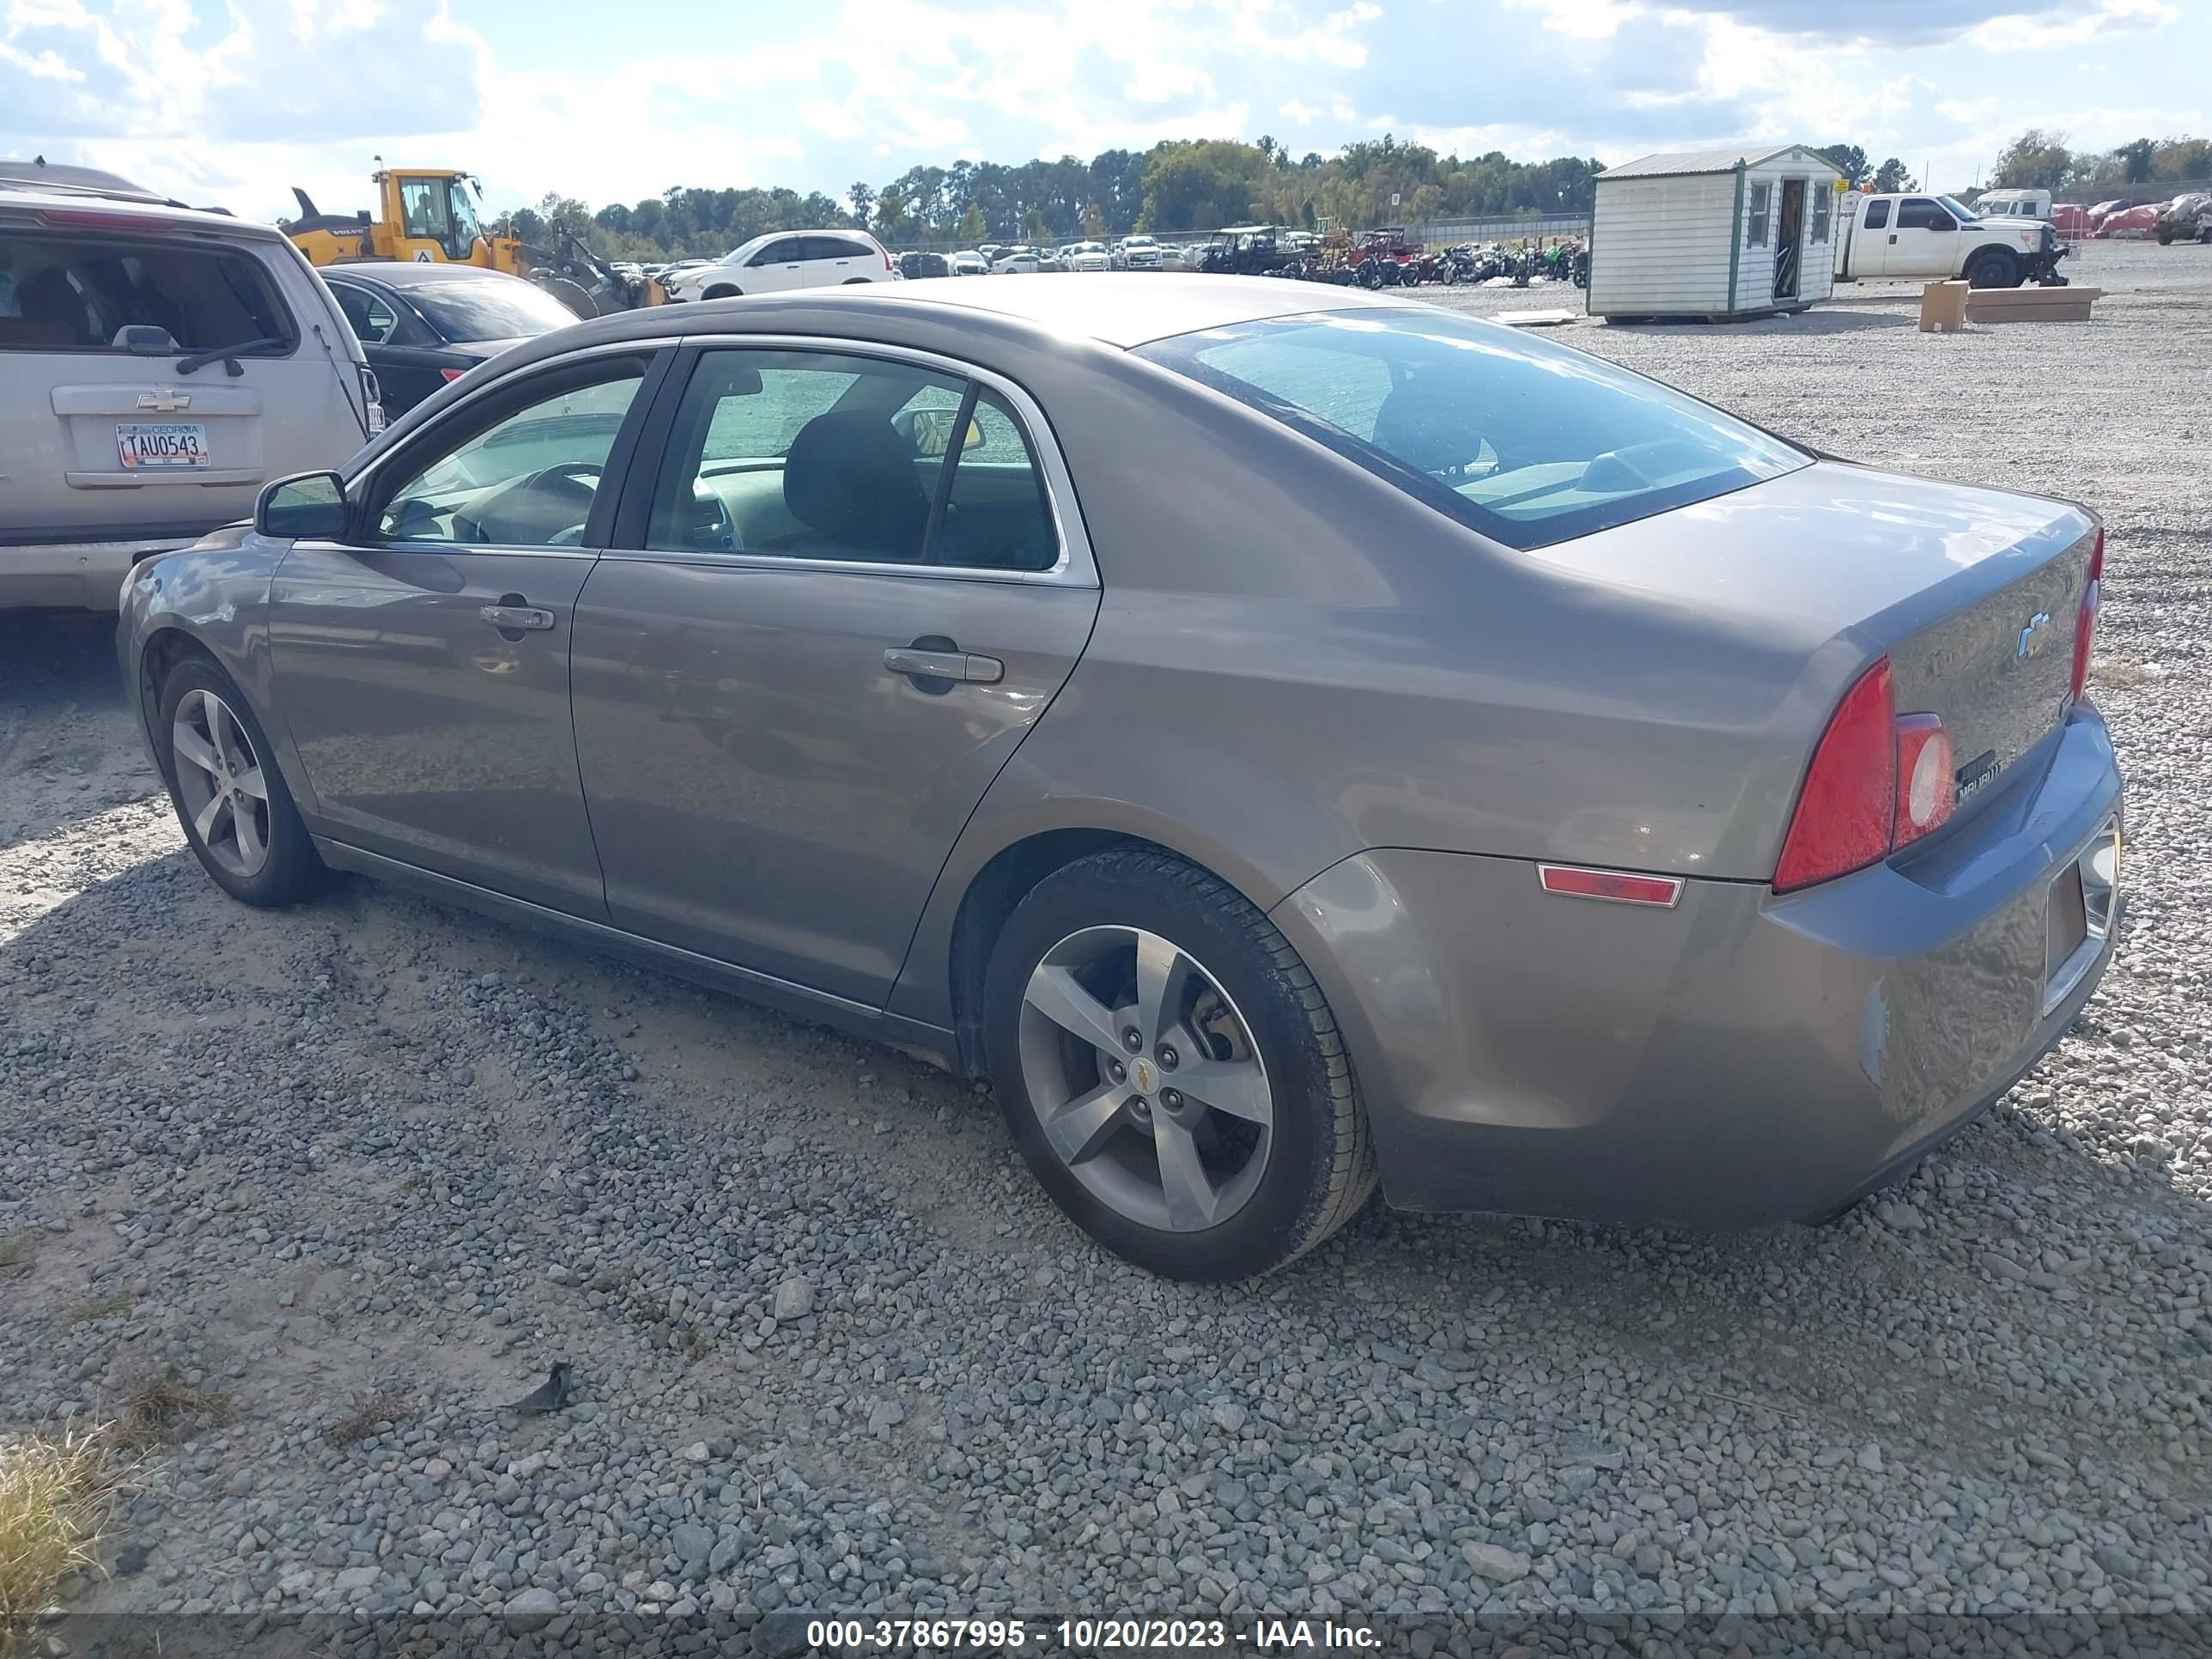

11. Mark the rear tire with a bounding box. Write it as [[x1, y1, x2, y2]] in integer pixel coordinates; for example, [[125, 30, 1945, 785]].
[[982, 848, 1376, 1280], [157, 658, 327, 908], [1965, 248, 2022, 289]]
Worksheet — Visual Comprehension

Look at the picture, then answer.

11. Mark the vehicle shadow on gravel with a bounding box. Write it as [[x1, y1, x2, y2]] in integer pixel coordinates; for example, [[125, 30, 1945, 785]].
[[1604, 308, 1914, 338], [7, 836, 2206, 1522]]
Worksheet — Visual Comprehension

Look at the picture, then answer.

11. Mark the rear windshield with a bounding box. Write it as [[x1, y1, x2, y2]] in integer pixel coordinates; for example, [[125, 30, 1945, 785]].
[[0, 230, 296, 356], [1135, 309, 1808, 550], [405, 278, 578, 342]]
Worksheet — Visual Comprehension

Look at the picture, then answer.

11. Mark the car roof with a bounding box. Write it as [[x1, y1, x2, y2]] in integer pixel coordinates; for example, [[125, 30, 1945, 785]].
[[0, 183, 286, 243], [324, 260, 532, 289], [550, 273, 1413, 356]]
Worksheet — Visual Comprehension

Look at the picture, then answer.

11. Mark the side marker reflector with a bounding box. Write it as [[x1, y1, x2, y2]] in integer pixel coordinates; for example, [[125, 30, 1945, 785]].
[[1537, 865, 1685, 908]]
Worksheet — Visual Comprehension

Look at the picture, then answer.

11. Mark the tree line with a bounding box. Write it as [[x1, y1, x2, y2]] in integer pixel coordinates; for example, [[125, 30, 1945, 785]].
[[498, 136, 1607, 260], [1985, 131, 2212, 195]]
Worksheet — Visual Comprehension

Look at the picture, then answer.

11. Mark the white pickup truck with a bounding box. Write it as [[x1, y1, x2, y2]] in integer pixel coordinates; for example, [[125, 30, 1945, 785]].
[[1834, 192, 2069, 289]]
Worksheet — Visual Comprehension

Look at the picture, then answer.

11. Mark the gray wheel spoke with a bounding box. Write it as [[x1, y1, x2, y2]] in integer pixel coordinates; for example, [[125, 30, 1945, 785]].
[[1174, 1054, 1272, 1126], [232, 766, 269, 801], [171, 722, 220, 781], [232, 802, 265, 866], [1042, 1079, 1133, 1165], [193, 791, 228, 845], [1024, 964, 1126, 1060], [1133, 932, 1193, 1049], [1153, 1117, 1220, 1231]]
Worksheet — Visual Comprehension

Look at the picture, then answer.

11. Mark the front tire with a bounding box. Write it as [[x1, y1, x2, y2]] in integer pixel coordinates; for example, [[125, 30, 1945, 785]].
[[701, 284, 742, 301], [982, 848, 1376, 1280], [1965, 248, 2022, 289], [158, 659, 326, 907]]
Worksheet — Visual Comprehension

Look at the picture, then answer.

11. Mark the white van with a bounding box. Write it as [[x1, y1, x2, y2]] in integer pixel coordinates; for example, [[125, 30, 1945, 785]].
[[1973, 189, 2053, 222], [1, 161, 380, 610]]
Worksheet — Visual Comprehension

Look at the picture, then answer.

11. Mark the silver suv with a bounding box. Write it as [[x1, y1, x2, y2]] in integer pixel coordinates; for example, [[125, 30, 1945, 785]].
[[0, 161, 380, 610]]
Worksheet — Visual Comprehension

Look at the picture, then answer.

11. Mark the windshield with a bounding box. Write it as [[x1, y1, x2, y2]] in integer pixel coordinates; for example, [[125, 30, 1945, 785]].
[[408, 278, 578, 342], [1939, 195, 1982, 221], [1136, 309, 1809, 550]]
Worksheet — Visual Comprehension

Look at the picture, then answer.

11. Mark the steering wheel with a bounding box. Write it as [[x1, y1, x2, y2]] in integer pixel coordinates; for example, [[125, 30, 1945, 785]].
[[469, 459, 602, 546]]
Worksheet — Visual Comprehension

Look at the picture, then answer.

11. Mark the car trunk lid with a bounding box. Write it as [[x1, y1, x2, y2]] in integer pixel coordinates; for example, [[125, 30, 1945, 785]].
[[1532, 459, 2099, 822]]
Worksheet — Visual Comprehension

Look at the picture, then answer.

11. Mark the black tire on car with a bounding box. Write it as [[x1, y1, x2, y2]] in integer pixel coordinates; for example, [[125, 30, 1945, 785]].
[[157, 657, 328, 908], [702, 285, 740, 301], [1965, 248, 2022, 289], [982, 847, 1377, 1280]]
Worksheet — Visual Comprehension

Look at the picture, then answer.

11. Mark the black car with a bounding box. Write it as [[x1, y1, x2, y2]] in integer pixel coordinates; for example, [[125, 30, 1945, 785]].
[[319, 262, 580, 416], [897, 250, 950, 279]]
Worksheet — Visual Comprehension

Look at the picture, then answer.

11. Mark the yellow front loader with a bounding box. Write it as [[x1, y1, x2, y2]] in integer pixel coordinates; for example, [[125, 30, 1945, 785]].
[[286, 167, 661, 316]]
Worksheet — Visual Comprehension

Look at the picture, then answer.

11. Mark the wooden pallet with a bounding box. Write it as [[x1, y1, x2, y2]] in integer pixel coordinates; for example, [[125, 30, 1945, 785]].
[[1966, 285, 2103, 324]]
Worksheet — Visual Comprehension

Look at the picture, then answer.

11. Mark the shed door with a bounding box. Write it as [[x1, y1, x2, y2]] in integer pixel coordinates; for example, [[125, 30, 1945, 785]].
[[1774, 178, 1807, 301]]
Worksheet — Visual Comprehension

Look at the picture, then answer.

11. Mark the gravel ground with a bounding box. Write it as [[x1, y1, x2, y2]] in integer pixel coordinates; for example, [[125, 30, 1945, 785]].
[[3, 237, 2208, 1657]]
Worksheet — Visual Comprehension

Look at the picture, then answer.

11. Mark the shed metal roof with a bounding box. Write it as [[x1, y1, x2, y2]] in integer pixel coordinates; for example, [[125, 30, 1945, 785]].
[[1600, 145, 1839, 180]]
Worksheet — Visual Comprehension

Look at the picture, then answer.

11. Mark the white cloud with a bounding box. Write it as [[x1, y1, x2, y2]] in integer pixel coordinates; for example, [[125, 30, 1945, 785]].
[[1966, 0, 2176, 49], [1279, 97, 1320, 121]]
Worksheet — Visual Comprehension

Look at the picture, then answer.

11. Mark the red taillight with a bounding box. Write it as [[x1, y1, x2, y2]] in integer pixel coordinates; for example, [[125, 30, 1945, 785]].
[[440, 367, 466, 382], [1775, 659, 1898, 892], [1776, 658, 1961, 891], [1893, 714, 1954, 847], [878, 239, 892, 271], [2070, 526, 2103, 703], [1537, 865, 1684, 907]]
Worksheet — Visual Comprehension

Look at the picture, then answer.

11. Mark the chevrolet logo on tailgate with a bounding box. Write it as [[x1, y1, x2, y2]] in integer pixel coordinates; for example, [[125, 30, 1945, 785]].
[[136, 391, 191, 412]]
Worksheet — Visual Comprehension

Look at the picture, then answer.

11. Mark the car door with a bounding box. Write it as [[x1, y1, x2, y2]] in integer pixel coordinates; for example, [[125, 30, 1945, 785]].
[[268, 344, 664, 916], [742, 236, 809, 294], [325, 276, 442, 417], [800, 234, 872, 287], [1885, 198, 1959, 276], [568, 341, 1099, 1006]]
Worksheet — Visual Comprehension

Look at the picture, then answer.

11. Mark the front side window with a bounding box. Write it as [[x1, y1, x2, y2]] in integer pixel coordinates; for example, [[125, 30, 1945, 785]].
[[330, 281, 398, 343], [374, 357, 647, 546], [398, 180, 451, 243], [749, 238, 803, 267], [645, 347, 1059, 572], [1898, 198, 1954, 231], [0, 230, 295, 355], [1136, 309, 1808, 550], [1747, 181, 1771, 246]]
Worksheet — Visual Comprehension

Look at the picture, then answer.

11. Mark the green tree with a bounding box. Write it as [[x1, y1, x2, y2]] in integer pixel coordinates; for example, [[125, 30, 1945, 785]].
[[1139, 139, 1266, 231], [873, 185, 909, 242], [2112, 138, 2155, 182], [848, 181, 872, 226], [1990, 129, 2073, 191], [957, 205, 986, 243], [1872, 157, 1916, 193], [1814, 143, 1870, 188], [2152, 136, 2212, 179], [1081, 201, 1105, 237]]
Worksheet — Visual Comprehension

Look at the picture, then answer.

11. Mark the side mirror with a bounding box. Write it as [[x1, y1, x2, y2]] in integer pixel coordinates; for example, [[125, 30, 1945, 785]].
[[256, 471, 349, 539]]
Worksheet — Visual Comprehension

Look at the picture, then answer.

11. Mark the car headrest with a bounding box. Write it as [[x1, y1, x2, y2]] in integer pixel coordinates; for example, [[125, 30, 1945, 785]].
[[782, 409, 930, 560]]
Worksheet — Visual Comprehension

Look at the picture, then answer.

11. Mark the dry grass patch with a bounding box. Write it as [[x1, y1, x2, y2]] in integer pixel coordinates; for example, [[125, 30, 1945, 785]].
[[0, 1236, 33, 1281], [112, 1376, 231, 1453], [2092, 657, 2151, 690], [0, 1423, 118, 1656], [322, 1389, 409, 1450], [64, 1290, 135, 1326]]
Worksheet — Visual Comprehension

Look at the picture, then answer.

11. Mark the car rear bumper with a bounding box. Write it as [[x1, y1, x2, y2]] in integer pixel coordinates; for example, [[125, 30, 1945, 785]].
[[1, 536, 194, 611], [1272, 703, 2124, 1227]]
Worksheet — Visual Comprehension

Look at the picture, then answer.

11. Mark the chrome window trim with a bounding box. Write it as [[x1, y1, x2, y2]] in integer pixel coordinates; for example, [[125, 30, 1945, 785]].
[[596, 332, 1099, 590]]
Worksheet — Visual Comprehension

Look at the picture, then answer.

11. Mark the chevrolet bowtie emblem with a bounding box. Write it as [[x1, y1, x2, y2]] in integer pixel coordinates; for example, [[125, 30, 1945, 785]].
[[137, 391, 191, 412]]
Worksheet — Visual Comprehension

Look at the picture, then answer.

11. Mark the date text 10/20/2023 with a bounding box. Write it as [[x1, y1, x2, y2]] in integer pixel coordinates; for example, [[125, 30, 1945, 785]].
[[804, 1618, 1382, 1650]]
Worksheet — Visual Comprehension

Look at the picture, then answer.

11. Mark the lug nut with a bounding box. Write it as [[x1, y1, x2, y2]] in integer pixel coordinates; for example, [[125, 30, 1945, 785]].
[[1107, 1060, 1126, 1082], [1158, 1045, 1178, 1071], [1160, 1088, 1183, 1111], [1122, 1028, 1143, 1052]]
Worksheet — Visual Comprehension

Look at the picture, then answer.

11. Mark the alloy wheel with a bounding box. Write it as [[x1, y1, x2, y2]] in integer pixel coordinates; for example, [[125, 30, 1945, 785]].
[[170, 687, 272, 878], [1016, 926, 1273, 1233]]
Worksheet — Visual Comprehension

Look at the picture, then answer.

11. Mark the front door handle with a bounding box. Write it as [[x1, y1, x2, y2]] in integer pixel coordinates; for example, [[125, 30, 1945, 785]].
[[480, 604, 554, 632], [884, 645, 1004, 684]]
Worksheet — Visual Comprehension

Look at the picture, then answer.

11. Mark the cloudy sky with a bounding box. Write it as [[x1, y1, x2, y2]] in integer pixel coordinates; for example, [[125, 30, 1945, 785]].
[[3, 0, 2203, 223]]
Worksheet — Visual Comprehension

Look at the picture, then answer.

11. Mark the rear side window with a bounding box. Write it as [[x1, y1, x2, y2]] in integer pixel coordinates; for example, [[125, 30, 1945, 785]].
[[1137, 309, 1808, 550], [1863, 199, 1891, 229], [0, 230, 297, 356]]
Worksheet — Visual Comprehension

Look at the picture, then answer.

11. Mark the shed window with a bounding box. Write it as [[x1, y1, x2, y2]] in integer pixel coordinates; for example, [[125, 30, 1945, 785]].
[[1812, 185, 1832, 243], [1747, 181, 1771, 246]]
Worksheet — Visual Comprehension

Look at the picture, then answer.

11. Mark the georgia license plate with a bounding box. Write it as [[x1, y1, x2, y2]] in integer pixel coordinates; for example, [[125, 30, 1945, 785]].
[[116, 422, 210, 470]]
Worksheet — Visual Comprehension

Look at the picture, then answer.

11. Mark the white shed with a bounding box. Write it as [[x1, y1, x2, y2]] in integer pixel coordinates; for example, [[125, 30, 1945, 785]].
[[1588, 145, 1846, 320]]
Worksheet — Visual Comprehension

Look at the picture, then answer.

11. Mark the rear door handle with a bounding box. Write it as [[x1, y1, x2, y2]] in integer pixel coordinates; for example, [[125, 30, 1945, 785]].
[[884, 646, 1004, 684], [480, 604, 554, 632]]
